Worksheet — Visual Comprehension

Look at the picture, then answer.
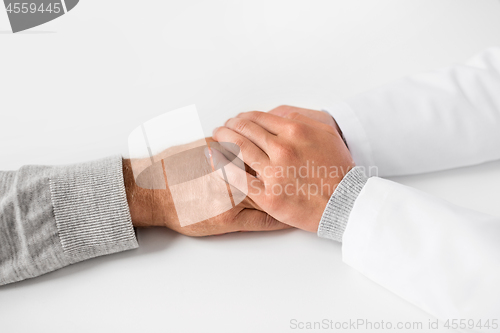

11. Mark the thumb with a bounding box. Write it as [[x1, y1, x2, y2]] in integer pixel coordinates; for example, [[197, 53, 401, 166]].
[[233, 209, 292, 232]]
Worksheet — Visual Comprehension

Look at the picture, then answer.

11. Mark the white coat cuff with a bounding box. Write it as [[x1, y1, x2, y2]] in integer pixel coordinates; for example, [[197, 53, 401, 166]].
[[323, 102, 375, 172]]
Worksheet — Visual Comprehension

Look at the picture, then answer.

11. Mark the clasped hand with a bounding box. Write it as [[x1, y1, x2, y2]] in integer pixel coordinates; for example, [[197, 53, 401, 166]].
[[124, 105, 354, 236]]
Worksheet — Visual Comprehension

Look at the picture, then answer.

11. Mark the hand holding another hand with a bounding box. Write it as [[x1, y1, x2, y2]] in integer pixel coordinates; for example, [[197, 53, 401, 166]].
[[124, 105, 353, 236], [123, 137, 290, 236], [212, 106, 354, 232]]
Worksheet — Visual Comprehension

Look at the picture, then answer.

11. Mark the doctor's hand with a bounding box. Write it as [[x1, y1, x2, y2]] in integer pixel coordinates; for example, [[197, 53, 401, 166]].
[[123, 137, 290, 237], [268, 105, 342, 134], [212, 111, 355, 233]]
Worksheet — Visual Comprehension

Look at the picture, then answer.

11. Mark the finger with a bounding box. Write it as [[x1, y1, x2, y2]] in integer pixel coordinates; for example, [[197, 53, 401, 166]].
[[224, 117, 276, 153], [236, 111, 295, 135], [236, 194, 261, 210], [206, 139, 258, 177], [268, 105, 313, 118], [206, 147, 267, 207], [207, 141, 245, 171], [269, 105, 339, 130], [213, 126, 269, 173], [284, 112, 338, 135], [232, 209, 292, 232]]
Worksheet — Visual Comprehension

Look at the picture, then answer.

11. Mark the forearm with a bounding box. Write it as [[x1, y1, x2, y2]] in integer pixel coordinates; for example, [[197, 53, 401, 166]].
[[341, 177, 500, 324], [0, 157, 138, 286], [327, 47, 500, 177]]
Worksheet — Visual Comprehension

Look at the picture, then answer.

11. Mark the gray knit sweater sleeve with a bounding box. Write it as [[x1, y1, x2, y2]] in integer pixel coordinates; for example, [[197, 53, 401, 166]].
[[0, 156, 138, 286], [317, 166, 369, 242]]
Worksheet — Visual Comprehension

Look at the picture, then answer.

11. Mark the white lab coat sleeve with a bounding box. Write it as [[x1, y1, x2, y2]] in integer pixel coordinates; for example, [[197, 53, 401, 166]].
[[325, 47, 500, 177], [342, 177, 500, 331]]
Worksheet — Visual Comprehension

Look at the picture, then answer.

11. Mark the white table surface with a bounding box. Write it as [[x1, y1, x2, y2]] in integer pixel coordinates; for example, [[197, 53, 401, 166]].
[[1, 1, 500, 332]]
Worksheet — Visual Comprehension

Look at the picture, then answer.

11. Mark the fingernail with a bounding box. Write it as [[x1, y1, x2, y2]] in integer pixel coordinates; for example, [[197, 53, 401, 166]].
[[204, 147, 211, 159], [205, 147, 215, 171], [212, 127, 219, 137]]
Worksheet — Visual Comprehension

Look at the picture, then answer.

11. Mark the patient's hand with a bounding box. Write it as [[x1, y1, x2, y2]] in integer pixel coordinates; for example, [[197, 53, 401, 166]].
[[123, 137, 289, 236]]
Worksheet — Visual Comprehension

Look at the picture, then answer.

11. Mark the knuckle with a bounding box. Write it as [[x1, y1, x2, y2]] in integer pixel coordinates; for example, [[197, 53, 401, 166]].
[[263, 214, 278, 229], [286, 121, 307, 137], [246, 111, 263, 122], [233, 118, 250, 134], [232, 137, 246, 150], [270, 105, 294, 116], [285, 111, 301, 120], [276, 105, 293, 112]]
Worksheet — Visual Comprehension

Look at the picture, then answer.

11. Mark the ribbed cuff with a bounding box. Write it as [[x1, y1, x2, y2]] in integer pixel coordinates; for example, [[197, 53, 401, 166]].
[[317, 166, 368, 242], [49, 156, 138, 262]]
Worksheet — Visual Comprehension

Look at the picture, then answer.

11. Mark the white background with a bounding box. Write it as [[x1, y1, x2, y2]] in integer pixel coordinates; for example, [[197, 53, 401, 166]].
[[1, 1, 500, 332]]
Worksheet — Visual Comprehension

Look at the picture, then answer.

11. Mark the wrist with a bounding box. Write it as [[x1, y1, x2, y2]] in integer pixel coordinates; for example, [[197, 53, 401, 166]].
[[123, 158, 156, 227]]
